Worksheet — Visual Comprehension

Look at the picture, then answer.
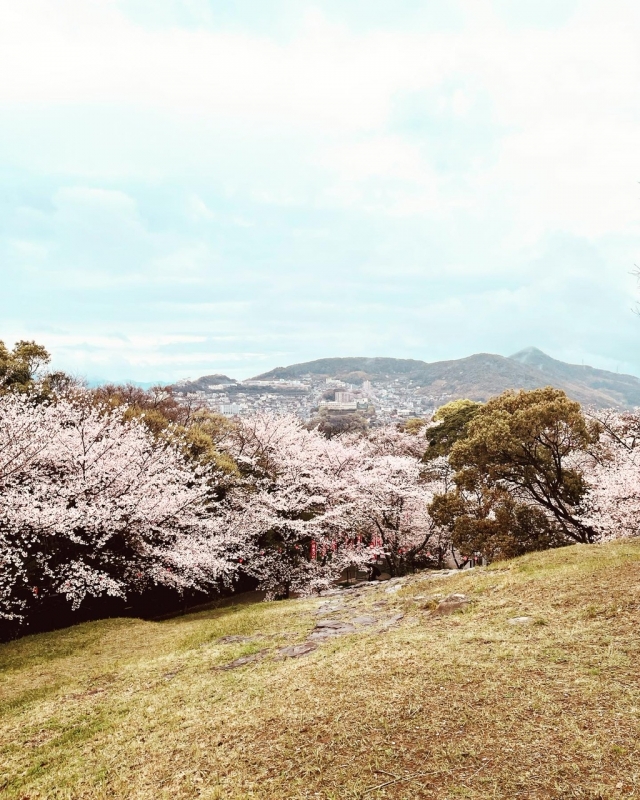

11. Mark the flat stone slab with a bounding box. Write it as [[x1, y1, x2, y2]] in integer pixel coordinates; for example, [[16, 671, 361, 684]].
[[315, 619, 353, 629], [275, 642, 318, 659], [308, 621, 356, 639], [310, 626, 356, 636], [351, 615, 378, 626], [314, 604, 346, 615], [217, 635, 257, 644], [433, 594, 470, 615], [216, 649, 268, 670]]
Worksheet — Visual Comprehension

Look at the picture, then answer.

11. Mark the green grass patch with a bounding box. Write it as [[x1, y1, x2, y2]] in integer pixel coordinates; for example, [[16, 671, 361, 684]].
[[1, 540, 640, 798]]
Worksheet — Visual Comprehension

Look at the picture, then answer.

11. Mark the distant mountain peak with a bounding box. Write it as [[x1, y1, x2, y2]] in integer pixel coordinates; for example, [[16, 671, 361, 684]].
[[173, 373, 237, 391], [509, 346, 550, 362]]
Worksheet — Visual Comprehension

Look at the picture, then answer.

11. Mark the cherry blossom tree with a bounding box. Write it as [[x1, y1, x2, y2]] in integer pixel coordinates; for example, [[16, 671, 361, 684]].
[[341, 422, 428, 459], [0, 393, 52, 484], [341, 444, 448, 576], [218, 414, 453, 591], [221, 414, 367, 598], [16, 389, 639, 639], [577, 409, 640, 540], [0, 394, 238, 633]]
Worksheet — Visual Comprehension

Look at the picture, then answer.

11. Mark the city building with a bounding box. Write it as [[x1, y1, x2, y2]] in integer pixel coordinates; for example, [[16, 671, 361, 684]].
[[334, 391, 355, 403], [218, 403, 242, 416]]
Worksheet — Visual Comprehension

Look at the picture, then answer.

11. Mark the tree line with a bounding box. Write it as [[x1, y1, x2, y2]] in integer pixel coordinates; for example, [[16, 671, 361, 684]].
[[1, 340, 638, 639]]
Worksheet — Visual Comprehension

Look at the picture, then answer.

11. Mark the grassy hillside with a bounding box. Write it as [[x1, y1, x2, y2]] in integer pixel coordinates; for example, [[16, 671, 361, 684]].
[[2, 541, 640, 799]]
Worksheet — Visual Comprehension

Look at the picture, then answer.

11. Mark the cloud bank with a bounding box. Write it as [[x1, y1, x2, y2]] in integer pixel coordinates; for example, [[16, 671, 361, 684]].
[[1, 0, 639, 381]]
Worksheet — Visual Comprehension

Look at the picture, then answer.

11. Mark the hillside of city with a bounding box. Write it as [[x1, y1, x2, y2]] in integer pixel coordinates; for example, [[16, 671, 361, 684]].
[[173, 346, 640, 429]]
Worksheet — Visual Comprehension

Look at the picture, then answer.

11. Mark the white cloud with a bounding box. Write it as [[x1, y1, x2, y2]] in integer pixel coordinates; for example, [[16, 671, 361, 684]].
[[1, 0, 638, 236], [1, 0, 640, 380]]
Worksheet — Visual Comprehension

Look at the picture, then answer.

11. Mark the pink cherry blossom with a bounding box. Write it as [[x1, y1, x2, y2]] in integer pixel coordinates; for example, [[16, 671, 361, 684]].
[[0, 394, 237, 628], [577, 409, 640, 540]]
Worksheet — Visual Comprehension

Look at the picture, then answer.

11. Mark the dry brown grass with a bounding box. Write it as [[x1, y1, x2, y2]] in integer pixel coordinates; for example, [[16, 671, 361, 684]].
[[1, 540, 640, 799]]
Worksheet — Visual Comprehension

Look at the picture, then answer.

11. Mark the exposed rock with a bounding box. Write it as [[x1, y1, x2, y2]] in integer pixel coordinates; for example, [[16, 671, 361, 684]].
[[217, 635, 257, 644], [308, 620, 356, 639], [314, 603, 345, 615], [315, 619, 352, 629], [378, 613, 405, 631], [275, 642, 318, 659], [426, 570, 462, 579], [507, 616, 532, 625], [351, 615, 378, 626], [433, 594, 471, 616], [341, 584, 376, 595], [216, 650, 268, 670]]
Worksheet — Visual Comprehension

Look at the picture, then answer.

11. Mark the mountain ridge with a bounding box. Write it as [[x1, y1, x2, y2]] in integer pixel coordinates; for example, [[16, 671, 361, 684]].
[[250, 349, 640, 408]]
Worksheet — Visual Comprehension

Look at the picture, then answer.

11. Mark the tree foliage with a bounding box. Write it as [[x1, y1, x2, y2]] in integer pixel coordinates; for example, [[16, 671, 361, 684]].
[[0, 395, 237, 637], [2, 345, 640, 639], [0, 340, 52, 394], [90, 383, 238, 476], [423, 399, 482, 461], [427, 388, 603, 561], [449, 388, 598, 544], [309, 411, 369, 438]]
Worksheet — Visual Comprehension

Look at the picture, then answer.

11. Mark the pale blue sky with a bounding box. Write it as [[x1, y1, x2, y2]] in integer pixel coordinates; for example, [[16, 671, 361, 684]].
[[1, 0, 639, 382]]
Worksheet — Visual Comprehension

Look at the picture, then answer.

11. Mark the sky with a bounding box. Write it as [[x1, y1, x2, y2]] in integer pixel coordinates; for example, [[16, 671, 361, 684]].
[[1, 0, 640, 383]]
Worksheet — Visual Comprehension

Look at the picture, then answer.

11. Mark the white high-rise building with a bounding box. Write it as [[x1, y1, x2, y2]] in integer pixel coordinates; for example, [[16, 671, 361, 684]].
[[218, 403, 241, 416], [335, 391, 355, 403]]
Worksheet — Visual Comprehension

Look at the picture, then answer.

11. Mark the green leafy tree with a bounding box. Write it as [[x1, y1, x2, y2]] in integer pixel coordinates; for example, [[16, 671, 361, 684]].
[[182, 409, 239, 476], [401, 417, 429, 435], [429, 479, 561, 563], [423, 399, 482, 461], [0, 340, 51, 393], [448, 387, 598, 545], [90, 384, 239, 478]]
